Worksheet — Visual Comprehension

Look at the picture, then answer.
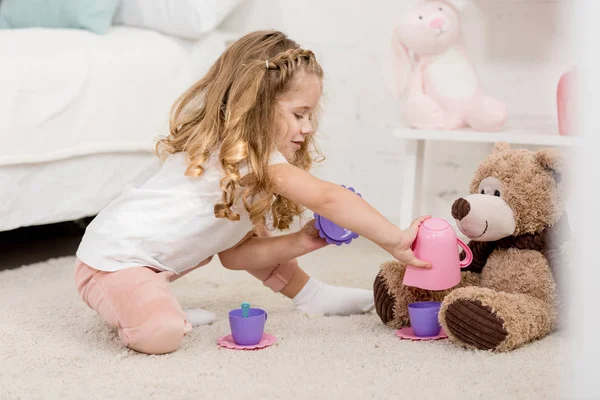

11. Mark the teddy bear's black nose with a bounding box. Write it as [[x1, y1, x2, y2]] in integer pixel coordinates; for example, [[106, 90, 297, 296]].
[[451, 198, 471, 221]]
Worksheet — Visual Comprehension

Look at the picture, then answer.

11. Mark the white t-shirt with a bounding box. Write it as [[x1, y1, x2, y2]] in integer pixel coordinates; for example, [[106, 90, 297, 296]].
[[76, 150, 288, 274]]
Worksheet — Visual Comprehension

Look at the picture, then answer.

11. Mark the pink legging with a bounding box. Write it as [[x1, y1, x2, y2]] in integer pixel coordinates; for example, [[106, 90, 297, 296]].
[[74, 257, 296, 355]]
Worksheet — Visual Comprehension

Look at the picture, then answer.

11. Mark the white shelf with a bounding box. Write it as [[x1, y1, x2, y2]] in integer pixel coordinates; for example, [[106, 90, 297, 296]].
[[395, 114, 580, 228], [393, 115, 581, 147], [469, 0, 565, 3]]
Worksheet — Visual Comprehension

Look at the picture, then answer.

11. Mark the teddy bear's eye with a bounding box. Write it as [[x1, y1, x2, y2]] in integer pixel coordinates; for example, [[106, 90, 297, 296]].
[[494, 190, 501, 197], [480, 189, 485, 194], [439, 7, 443, 11], [419, 15, 423, 20]]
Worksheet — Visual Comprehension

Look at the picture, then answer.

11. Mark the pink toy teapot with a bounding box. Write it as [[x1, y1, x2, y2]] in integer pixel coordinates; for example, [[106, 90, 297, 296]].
[[403, 218, 473, 290]]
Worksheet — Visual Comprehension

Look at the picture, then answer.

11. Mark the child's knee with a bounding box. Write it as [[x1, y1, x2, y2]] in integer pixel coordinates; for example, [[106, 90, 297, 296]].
[[119, 304, 192, 355]]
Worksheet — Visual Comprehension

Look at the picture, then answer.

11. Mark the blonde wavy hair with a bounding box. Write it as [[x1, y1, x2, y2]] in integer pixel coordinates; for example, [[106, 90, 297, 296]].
[[155, 30, 324, 230]]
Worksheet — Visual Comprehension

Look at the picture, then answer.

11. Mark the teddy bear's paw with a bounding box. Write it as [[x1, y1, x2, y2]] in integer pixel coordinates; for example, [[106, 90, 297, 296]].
[[444, 299, 508, 350], [374, 272, 396, 325]]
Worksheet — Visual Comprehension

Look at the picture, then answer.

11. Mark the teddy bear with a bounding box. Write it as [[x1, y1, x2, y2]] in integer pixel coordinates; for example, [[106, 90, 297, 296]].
[[373, 142, 570, 351]]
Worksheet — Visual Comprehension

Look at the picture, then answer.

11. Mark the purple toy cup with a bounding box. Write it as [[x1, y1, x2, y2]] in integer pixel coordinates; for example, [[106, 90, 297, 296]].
[[313, 185, 361, 246], [408, 301, 442, 337], [229, 308, 268, 345]]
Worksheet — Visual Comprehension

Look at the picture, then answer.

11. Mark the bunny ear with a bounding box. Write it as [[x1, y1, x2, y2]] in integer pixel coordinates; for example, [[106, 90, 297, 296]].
[[441, 0, 463, 11], [382, 26, 412, 99]]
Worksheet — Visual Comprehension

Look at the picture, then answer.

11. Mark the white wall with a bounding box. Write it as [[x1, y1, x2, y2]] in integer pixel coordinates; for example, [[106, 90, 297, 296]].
[[223, 0, 577, 226], [571, 1, 600, 396]]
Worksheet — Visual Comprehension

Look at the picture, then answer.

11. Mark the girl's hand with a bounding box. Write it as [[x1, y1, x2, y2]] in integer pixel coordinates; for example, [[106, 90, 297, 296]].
[[297, 218, 328, 252], [268, 164, 433, 261], [383, 216, 432, 268]]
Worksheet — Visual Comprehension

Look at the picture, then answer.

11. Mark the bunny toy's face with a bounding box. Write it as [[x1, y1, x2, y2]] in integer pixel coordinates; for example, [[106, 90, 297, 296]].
[[396, 0, 461, 55]]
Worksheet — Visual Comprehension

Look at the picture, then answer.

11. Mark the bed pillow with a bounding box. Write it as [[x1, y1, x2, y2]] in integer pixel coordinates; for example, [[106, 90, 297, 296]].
[[113, 0, 242, 39], [0, 0, 119, 34]]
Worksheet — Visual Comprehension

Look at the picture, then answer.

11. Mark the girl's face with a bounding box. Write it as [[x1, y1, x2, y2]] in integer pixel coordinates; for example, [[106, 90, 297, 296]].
[[275, 73, 322, 162]]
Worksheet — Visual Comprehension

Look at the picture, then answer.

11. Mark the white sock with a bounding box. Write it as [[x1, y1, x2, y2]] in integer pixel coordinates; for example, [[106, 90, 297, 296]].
[[184, 308, 216, 326], [292, 278, 375, 316]]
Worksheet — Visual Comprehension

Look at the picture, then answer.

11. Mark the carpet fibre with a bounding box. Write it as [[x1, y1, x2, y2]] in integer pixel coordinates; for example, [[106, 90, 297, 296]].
[[0, 239, 567, 399]]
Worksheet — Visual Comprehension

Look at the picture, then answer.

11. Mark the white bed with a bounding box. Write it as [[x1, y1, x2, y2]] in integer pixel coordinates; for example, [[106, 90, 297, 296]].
[[0, 26, 231, 232]]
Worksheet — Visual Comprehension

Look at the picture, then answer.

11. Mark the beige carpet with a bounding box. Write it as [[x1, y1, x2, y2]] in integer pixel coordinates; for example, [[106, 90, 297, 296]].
[[0, 239, 567, 400]]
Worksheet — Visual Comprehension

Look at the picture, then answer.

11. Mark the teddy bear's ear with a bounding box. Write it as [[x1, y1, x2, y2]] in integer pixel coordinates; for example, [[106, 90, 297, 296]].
[[493, 142, 511, 153], [535, 147, 563, 183]]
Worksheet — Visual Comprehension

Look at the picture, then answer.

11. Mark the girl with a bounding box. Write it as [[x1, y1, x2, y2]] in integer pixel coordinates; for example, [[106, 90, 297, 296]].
[[74, 30, 431, 355]]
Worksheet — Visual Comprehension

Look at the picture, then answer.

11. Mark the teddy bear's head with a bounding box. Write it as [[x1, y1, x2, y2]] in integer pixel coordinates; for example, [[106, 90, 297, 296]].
[[451, 142, 565, 241]]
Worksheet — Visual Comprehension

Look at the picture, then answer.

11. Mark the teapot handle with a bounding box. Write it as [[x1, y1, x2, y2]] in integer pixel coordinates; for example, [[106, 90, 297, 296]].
[[457, 238, 473, 268]]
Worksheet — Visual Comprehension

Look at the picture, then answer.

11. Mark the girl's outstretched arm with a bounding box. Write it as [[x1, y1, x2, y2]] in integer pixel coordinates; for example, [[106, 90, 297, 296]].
[[268, 163, 431, 268]]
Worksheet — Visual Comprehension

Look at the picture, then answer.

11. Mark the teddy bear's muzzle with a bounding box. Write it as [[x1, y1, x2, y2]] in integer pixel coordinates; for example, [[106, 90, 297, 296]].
[[452, 194, 516, 241]]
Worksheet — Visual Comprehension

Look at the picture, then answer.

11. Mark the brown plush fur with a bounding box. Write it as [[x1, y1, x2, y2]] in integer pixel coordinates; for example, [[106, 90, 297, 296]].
[[439, 248, 558, 352], [373, 143, 568, 352]]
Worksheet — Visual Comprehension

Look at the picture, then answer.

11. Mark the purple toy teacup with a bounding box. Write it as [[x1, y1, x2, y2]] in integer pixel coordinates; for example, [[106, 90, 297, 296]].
[[408, 301, 442, 337], [228, 307, 268, 345]]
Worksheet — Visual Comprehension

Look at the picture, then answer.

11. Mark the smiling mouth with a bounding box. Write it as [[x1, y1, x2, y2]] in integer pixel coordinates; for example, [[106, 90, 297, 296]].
[[435, 28, 445, 37], [472, 221, 488, 239], [458, 220, 488, 239]]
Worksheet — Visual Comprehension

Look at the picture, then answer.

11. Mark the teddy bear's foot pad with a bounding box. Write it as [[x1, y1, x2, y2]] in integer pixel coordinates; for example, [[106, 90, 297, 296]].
[[445, 299, 508, 350], [374, 272, 395, 324]]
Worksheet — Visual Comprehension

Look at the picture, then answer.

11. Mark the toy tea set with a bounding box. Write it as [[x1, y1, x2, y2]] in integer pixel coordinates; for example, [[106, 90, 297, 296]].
[[397, 217, 473, 341], [217, 185, 362, 351], [217, 302, 276, 350], [217, 186, 473, 350]]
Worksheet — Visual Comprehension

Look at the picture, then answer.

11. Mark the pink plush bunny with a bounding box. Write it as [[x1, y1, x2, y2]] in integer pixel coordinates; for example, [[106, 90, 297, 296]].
[[386, 0, 507, 131]]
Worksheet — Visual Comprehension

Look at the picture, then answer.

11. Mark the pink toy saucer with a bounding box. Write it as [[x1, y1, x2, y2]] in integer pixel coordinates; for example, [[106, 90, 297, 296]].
[[217, 333, 277, 350], [396, 327, 448, 341]]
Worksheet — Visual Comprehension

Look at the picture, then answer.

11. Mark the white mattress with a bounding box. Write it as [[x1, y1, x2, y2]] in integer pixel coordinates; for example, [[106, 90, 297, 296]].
[[0, 26, 229, 166], [0, 27, 230, 231], [0, 153, 160, 232]]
